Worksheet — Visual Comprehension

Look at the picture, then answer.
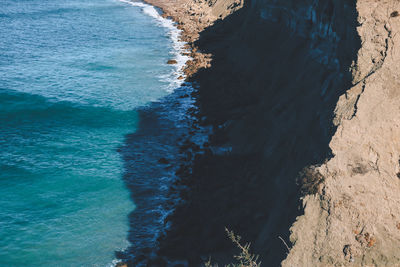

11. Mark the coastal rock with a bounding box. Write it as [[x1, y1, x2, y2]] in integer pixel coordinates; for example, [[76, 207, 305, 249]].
[[157, 157, 169, 164], [166, 59, 177, 64], [144, 0, 242, 77], [146, 255, 167, 267]]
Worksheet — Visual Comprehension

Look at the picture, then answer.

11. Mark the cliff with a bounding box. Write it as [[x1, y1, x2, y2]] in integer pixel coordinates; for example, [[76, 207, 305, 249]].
[[283, 1, 400, 266], [130, 0, 400, 266]]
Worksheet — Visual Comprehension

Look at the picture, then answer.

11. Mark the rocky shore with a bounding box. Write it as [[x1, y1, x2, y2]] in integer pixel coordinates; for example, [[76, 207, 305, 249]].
[[120, 0, 400, 266], [143, 0, 242, 78]]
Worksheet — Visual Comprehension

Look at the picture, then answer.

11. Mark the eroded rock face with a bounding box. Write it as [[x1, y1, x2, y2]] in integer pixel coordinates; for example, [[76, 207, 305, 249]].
[[151, 0, 360, 265], [283, 1, 400, 266]]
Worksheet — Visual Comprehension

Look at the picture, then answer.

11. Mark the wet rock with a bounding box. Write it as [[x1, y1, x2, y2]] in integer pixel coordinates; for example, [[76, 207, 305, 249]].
[[146, 256, 166, 267], [158, 157, 169, 164], [167, 59, 178, 64]]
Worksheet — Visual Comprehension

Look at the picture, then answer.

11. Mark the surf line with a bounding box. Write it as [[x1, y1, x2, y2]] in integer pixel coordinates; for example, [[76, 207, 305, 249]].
[[119, 0, 191, 91]]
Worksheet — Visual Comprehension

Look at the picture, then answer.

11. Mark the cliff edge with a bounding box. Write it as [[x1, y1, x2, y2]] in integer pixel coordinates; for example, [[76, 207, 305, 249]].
[[283, 1, 400, 266]]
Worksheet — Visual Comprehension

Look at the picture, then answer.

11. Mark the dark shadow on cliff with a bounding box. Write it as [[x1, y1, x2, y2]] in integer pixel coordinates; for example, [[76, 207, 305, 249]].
[[157, 0, 360, 266]]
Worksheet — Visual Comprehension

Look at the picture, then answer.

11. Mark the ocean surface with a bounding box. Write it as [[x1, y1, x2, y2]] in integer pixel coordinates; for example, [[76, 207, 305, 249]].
[[0, 0, 189, 265]]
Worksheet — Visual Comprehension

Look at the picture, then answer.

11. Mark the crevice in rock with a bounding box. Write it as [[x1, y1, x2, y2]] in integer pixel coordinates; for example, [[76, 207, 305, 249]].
[[350, 80, 365, 119], [353, 19, 392, 87]]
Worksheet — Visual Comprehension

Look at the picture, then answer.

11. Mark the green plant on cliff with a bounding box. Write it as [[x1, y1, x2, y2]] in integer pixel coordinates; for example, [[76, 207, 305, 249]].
[[204, 228, 261, 267]]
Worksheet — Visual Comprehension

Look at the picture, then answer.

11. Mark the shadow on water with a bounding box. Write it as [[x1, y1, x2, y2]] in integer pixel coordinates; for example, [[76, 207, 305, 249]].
[[115, 83, 208, 265]]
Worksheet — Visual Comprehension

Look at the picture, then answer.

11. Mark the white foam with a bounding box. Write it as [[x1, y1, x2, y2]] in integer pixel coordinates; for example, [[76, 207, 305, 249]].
[[119, 0, 191, 92], [109, 259, 122, 267]]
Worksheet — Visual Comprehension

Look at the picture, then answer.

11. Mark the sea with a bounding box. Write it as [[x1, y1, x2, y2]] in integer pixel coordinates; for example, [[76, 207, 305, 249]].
[[0, 0, 193, 265]]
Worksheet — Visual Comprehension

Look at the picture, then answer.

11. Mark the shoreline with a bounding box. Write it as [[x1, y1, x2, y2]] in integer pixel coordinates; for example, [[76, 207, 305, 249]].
[[141, 0, 211, 79], [119, 0, 192, 86], [115, 0, 243, 266], [115, 1, 217, 266], [141, 0, 239, 78]]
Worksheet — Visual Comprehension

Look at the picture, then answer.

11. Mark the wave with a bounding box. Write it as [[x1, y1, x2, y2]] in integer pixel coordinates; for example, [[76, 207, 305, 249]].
[[0, 89, 136, 128], [118, 0, 191, 92], [0, 2, 122, 19]]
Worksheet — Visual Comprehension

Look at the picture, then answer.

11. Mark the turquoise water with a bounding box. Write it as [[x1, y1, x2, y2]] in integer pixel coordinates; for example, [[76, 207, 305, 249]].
[[0, 0, 181, 265]]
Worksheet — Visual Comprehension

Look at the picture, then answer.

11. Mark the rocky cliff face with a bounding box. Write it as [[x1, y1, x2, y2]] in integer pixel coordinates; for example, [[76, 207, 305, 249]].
[[138, 0, 400, 266], [283, 1, 400, 266]]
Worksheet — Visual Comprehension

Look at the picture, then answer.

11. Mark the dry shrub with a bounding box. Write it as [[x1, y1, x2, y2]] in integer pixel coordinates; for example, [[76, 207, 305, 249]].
[[204, 229, 261, 267]]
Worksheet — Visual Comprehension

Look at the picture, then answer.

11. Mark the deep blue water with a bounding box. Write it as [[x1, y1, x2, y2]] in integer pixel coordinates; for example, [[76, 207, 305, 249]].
[[0, 0, 184, 265]]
